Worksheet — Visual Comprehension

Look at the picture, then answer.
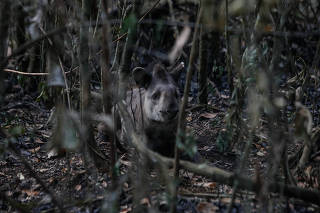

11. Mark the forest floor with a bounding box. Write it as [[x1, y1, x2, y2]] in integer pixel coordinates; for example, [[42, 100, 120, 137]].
[[0, 86, 319, 213]]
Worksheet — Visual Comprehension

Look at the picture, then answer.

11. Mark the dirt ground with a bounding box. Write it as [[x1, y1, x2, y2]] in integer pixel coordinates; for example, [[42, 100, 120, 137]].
[[0, 87, 319, 213]]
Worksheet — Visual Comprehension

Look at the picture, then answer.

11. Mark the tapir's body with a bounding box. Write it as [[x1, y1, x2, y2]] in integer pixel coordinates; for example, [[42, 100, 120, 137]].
[[120, 63, 181, 157]]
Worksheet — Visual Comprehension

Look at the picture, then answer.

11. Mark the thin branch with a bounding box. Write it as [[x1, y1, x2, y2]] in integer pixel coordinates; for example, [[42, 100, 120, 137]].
[[112, 0, 161, 43], [1, 26, 67, 68], [3, 68, 71, 76], [58, 58, 71, 110], [3, 69, 48, 75], [171, 5, 203, 212]]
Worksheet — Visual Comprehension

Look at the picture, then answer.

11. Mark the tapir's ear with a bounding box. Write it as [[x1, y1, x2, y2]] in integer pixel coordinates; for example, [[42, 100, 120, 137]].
[[170, 62, 184, 82], [132, 67, 152, 88], [152, 63, 168, 81]]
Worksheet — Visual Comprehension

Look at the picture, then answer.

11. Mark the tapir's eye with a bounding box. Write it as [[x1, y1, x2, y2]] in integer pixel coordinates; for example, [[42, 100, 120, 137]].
[[152, 91, 160, 100]]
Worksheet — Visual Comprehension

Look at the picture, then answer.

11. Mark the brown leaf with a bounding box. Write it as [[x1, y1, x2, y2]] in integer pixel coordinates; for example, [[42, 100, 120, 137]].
[[120, 206, 132, 213], [203, 182, 217, 189], [120, 159, 132, 167], [28, 146, 41, 153], [102, 181, 108, 188], [39, 168, 49, 173], [140, 198, 151, 207], [197, 202, 219, 213], [75, 184, 82, 191], [256, 151, 265, 157], [33, 157, 40, 163], [17, 173, 25, 180], [305, 166, 312, 179], [48, 177, 54, 183], [186, 116, 192, 122], [35, 138, 45, 144], [221, 94, 229, 99], [253, 143, 261, 149], [22, 189, 40, 197], [221, 197, 240, 204], [297, 182, 306, 187], [199, 113, 217, 119]]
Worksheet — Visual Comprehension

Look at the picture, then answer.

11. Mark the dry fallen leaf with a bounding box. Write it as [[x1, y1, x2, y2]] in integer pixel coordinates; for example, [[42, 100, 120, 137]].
[[28, 146, 41, 153], [221, 197, 240, 204], [305, 166, 312, 179], [47, 149, 58, 158], [199, 113, 217, 119], [35, 138, 45, 144], [256, 151, 265, 157], [253, 143, 261, 149], [123, 182, 129, 190], [39, 168, 49, 173], [17, 173, 25, 180], [75, 184, 82, 191], [120, 206, 132, 213], [186, 116, 192, 122], [202, 182, 217, 189], [22, 189, 40, 197], [48, 177, 54, 183], [140, 197, 151, 207], [120, 159, 132, 167], [194, 182, 217, 189], [102, 181, 108, 188], [197, 202, 219, 213], [221, 94, 229, 99]]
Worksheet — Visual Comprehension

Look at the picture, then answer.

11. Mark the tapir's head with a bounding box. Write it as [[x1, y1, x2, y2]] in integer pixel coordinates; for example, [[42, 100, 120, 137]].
[[133, 63, 182, 124]]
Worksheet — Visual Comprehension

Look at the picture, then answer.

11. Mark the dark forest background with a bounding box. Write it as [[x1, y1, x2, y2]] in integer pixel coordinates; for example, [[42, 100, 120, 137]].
[[1, 0, 320, 212]]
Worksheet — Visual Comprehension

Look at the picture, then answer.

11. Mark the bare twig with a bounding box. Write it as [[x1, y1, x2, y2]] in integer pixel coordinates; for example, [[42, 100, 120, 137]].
[[225, 0, 233, 93], [58, 58, 71, 110], [3, 68, 71, 76], [138, 0, 161, 23], [1, 27, 67, 68], [3, 68, 48, 75], [112, 0, 161, 43], [101, 0, 117, 179], [170, 5, 203, 213]]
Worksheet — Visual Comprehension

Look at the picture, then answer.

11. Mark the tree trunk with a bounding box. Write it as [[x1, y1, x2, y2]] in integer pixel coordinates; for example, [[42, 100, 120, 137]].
[[79, 0, 104, 169], [0, 0, 10, 97], [198, 25, 208, 104]]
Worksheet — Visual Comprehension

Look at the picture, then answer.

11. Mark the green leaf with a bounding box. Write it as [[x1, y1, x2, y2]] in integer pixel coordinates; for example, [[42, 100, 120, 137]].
[[155, 20, 164, 42], [215, 127, 233, 152], [121, 13, 137, 34], [9, 126, 25, 137], [176, 131, 197, 158]]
